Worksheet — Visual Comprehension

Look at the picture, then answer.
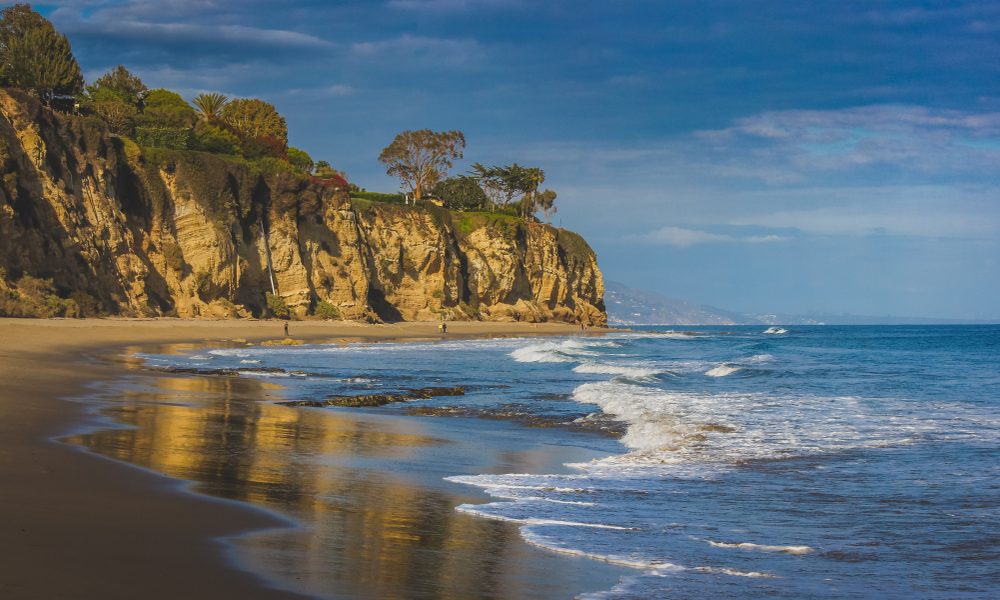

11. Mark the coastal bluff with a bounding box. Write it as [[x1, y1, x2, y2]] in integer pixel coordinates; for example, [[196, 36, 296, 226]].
[[0, 91, 605, 325]]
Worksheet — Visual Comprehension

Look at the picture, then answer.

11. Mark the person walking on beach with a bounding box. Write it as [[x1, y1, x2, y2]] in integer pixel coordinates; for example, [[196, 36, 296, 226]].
[[284, 321, 289, 337]]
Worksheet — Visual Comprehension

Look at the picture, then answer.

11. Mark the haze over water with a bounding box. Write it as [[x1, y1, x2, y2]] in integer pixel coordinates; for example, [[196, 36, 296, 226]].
[[75, 325, 999, 598]]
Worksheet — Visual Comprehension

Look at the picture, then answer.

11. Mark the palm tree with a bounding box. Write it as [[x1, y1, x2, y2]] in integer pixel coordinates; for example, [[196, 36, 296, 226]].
[[191, 92, 228, 121]]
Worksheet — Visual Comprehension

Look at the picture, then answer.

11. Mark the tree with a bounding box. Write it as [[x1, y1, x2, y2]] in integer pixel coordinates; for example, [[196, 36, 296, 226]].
[[471, 162, 514, 209], [471, 162, 554, 217], [0, 4, 83, 104], [86, 65, 148, 108], [192, 121, 240, 155], [192, 92, 228, 122], [535, 188, 557, 220], [138, 88, 196, 128], [379, 129, 465, 202], [433, 175, 487, 211], [94, 100, 137, 136], [287, 147, 314, 173], [314, 160, 346, 180], [220, 98, 287, 146]]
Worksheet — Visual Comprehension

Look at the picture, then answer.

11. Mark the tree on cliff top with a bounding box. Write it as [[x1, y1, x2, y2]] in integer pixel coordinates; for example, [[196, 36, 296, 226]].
[[471, 162, 556, 218], [379, 129, 465, 202], [0, 4, 83, 104], [86, 65, 148, 108], [433, 175, 487, 211], [220, 98, 287, 146], [192, 92, 228, 122], [138, 88, 196, 128]]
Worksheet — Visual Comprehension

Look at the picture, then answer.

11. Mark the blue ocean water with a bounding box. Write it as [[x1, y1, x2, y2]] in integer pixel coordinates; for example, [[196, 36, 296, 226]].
[[144, 325, 1000, 598]]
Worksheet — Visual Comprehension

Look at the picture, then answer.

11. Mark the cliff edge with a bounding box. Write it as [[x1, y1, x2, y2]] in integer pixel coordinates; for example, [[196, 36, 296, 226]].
[[0, 91, 606, 325]]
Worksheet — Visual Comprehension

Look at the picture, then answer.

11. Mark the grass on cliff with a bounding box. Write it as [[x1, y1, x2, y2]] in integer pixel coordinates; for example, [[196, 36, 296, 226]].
[[349, 193, 526, 239], [452, 211, 523, 238]]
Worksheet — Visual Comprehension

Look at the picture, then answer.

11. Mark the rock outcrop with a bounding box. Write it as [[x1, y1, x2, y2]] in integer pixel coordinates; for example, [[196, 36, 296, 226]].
[[0, 91, 606, 325]]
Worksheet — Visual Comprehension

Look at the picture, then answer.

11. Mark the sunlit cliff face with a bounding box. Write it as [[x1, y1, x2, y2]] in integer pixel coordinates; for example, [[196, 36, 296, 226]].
[[65, 345, 613, 599]]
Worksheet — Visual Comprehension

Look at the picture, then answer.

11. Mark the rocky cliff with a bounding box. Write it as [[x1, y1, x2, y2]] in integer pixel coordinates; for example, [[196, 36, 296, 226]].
[[0, 91, 606, 325]]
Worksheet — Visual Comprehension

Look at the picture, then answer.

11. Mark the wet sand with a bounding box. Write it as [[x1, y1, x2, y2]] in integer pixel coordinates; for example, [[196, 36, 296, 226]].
[[0, 318, 618, 599]]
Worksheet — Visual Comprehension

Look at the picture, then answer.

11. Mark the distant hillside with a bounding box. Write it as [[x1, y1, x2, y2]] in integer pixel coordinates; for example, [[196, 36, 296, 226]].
[[605, 281, 994, 326], [605, 281, 761, 325]]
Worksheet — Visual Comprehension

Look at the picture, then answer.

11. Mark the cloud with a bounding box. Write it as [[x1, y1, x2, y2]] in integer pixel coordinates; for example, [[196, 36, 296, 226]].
[[696, 105, 1000, 176], [285, 84, 354, 98], [628, 227, 786, 248], [387, 0, 522, 11], [352, 34, 478, 56], [51, 8, 334, 51]]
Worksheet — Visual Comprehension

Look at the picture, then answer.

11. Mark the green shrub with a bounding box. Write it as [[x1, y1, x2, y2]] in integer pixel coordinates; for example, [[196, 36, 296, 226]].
[[193, 270, 213, 301], [313, 300, 340, 320], [266, 292, 290, 319], [287, 147, 314, 174], [162, 241, 186, 272], [0, 275, 86, 318], [138, 89, 196, 128], [433, 175, 487, 210], [135, 126, 191, 149], [453, 211, 522, 237], [192, 122, 241, 155]]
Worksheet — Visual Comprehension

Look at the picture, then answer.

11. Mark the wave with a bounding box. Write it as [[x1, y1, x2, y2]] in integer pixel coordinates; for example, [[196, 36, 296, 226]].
[[705, 540, 814, 554], [573, 362, 662, 379], [705, 364, 740, 377], [763, 327, 788, 334], [509, 339, 620, 364]]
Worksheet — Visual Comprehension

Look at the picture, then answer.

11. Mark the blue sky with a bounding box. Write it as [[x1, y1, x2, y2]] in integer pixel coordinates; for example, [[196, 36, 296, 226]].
[[24, 0, 1000, 319]]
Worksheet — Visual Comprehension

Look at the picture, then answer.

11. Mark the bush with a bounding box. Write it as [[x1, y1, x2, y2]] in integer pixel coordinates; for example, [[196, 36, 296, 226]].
[[94, 100, 137, 136], [313, 300, 340, 320], [193, 270, 213, 301], [241, 134, 286, 160], [433, 176, 487, 211], [162, 241, 186, 272], [135, 126, 191, 149], [0, 275, 87, 318], [138, 89, 196, 128], [266, 292, 290, 319], [287, 147, 313, 174], [192, 122, 240, 155]]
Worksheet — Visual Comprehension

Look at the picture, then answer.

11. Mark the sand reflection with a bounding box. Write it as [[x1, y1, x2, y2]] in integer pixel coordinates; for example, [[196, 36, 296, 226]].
[[67, 369, 622, 599]]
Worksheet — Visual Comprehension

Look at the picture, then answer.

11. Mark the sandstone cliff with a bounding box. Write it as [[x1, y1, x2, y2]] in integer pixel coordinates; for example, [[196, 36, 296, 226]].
[[0, 91, 606, 325]]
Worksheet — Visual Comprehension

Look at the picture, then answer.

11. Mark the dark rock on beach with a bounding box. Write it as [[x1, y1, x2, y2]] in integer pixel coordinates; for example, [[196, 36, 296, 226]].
[[280, 386, 466, 408]]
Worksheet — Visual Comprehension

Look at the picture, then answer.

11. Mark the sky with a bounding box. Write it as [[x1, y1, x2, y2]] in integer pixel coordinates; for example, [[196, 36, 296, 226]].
[[21, 0, 1000, 319]]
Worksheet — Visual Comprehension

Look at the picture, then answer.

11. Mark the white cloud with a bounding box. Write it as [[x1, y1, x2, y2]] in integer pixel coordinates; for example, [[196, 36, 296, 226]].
[[387, 0, 523, 11], [628, 227, 787, 248], [52, 10, 334, 50], [284, 84, 355, 98]]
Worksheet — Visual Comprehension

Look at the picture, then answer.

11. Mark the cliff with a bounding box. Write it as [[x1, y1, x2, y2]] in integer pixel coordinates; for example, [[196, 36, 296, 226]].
[[0, 91, 606, 325]]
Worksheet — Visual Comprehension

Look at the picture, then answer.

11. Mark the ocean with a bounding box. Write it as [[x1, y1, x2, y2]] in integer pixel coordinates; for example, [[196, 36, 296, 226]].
[[84, 325, 999, 598]]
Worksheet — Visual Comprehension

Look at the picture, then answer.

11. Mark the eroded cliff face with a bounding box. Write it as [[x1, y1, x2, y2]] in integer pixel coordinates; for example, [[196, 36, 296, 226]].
[[0, 91, 606, 325]]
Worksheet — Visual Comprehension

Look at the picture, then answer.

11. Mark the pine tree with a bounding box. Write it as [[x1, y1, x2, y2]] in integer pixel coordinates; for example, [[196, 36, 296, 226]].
[[0, 4, 83, 104]]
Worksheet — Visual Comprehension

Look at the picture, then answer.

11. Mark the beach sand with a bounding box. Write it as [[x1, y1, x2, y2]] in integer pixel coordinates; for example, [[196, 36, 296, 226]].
[[0, 318, 613, 599]]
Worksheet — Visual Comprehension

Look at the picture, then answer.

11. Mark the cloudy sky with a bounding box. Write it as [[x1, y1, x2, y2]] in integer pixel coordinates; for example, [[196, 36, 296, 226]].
[[26, 0, 1000, 319]]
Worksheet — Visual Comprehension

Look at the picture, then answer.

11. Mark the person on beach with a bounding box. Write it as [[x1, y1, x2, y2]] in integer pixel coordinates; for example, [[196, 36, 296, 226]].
[[439, 322, 447, 334], [284, 321, 289, 337]]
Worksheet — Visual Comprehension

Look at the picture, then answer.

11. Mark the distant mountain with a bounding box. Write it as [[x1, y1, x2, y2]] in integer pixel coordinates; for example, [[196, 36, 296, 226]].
[[604, 281, 995, 326], [604, 281, 765, 326]]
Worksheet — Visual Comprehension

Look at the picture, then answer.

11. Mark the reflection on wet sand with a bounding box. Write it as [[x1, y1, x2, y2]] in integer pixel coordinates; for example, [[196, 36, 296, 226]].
[[66, 367, 624, 599]]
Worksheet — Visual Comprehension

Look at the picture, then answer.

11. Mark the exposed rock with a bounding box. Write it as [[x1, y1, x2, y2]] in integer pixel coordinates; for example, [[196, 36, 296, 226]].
[[0, 91, 605, 325], [280, 386, 466, 408]]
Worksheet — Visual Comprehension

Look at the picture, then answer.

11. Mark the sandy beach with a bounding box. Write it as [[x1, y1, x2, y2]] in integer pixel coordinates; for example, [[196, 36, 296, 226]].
[[0, 318, 610, 599]]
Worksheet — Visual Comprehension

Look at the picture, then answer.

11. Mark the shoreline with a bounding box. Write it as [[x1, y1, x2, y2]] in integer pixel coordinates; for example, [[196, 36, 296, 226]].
[[0, 318, 614, 599]]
